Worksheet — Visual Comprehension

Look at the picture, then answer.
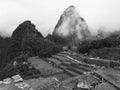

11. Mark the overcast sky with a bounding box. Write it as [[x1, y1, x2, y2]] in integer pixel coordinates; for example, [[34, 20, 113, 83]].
[[0, 0, 120, 36]]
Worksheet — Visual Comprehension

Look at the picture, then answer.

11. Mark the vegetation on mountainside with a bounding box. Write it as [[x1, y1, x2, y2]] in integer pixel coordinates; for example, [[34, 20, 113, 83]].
[[7, 21, 62, 63], [0, 36, 11, 70], [78, 31, 120, 61], [46, 34, 67, 46], [21, 38, 62, 58], [0, 21, 62, 78]]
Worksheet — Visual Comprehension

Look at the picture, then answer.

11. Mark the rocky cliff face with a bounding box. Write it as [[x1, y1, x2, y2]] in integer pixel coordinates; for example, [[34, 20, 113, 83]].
[[1, 21, 62, 79], [7, 21, 42, 62], [53, 5, 90, 46], [11, 20, 43, 40], [7, 21, 61, 63]]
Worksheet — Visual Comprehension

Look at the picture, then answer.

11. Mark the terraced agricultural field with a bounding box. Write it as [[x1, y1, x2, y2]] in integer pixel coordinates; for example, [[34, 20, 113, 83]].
[[27, 56, 63, 77]]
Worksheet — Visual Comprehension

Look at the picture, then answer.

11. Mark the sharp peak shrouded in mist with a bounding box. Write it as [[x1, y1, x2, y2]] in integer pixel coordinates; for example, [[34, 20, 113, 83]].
[[63, 5, 76, 16], [66, 5, 75, 9], [62, 5, 84, 20], [53, 5, 90, 41]]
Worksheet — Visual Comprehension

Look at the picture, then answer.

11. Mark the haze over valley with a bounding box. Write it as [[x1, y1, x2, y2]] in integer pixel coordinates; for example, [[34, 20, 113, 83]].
[[0, 0, 120, 90]]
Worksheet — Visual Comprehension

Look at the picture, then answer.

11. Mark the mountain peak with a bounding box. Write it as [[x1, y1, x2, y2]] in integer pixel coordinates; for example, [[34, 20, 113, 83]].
[[53, 6, 90, 46], [22, 20, 31, 25], [11, 20, 43, 40], [61, 5, 79, 19], [65, 5, 76, 13], [7, 20, 44, 61], [68, 5, 76, 8], [18, 20, 35, 30]]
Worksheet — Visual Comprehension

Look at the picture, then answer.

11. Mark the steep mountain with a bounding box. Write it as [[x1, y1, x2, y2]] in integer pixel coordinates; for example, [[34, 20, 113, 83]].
[[52, 5, 91, 47], [0, 21, 61, 79], [11, 20, 43, 40], [6, 21, 41, 62], [7, 21, 61, 63]]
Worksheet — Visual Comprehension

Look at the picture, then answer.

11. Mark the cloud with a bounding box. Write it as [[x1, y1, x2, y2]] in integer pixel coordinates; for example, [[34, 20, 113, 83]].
[[0, 0, 120, 37], [0, 1, 30, 36]]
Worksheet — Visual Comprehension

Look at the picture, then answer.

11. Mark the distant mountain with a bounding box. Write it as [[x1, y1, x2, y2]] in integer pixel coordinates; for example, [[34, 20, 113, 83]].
[[52, 5, 91, 47]]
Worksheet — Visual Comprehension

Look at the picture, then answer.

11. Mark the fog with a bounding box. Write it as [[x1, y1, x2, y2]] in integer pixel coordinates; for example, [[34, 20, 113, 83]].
[[0, 0, 120, 37], [54, 6, 89, 40]]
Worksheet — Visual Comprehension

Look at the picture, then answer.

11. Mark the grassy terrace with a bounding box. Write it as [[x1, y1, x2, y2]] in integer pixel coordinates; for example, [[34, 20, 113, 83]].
[[94, 68, 120, 90], [27, 56, 63, 77]]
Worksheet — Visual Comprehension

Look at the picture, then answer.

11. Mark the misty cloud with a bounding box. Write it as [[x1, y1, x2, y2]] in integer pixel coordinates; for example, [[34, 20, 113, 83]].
[[53, 6, 89, 40], [0, 0, 120, 37]]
